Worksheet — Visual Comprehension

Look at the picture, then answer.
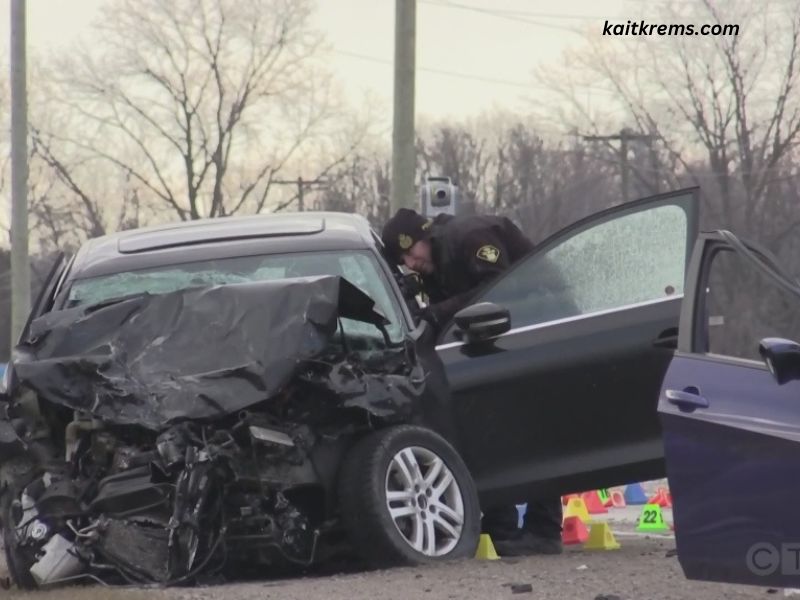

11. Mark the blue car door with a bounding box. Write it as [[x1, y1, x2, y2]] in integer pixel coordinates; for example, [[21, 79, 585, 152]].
[[659, 231, 800, 587]]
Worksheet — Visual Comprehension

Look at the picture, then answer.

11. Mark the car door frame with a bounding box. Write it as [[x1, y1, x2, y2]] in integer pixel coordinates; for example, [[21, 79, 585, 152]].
[[678, 229, 800, 355]]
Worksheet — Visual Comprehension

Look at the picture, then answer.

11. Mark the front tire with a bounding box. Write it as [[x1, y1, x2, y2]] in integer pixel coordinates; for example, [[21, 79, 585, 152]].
[[338, 425, 480, 568]]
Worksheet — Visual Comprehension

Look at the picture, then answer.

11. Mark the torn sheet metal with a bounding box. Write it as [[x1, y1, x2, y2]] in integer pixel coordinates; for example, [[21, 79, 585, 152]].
[[298, 360, 422, 420], [12, 276, 392, 430]]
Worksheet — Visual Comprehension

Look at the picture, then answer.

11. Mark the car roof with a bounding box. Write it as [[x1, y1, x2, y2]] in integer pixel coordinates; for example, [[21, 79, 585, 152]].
[[66, 212, 382, 281]]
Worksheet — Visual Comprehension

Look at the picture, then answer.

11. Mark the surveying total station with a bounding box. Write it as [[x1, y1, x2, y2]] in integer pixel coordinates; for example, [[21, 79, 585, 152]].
[[419, 176, 459, 217]]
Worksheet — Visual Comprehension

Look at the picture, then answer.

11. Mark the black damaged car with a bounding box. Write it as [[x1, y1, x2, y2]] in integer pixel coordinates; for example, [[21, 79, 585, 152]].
[[0, 187, 699, 587]]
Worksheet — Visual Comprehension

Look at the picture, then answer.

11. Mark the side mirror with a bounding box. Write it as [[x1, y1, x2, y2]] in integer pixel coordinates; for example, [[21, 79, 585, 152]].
[[454, 302, 511, 343], [759, 338, 800, 385]]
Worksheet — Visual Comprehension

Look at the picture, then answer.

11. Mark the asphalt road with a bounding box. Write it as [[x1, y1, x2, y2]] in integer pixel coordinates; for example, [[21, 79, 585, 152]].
[[1, 499, 791, 600]]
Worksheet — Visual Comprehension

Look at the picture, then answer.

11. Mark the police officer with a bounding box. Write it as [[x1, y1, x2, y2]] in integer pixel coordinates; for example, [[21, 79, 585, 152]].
[[381, 207, 564, 556], [381, 208, 532, 328]]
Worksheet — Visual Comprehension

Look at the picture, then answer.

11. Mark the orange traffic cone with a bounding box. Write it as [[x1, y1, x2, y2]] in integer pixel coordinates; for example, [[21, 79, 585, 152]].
[[648, 488, 672, 508], [582, 490, 608, 514], [562, 516, 589, 545], [648, 489, 662, 507]]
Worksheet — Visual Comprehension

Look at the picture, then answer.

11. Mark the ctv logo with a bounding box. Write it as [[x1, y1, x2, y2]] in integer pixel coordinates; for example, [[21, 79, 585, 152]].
[[747, 543, 800, 576]]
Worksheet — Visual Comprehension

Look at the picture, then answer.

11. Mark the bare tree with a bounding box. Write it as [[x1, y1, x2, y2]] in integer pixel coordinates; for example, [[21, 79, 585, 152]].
[[317, 153, 392, 228], [50, 0, 364, 221], [414, 118, 620, 242], [26, 127, 146, 254], [495, 128, 619, 241], [539, 0, 800, 244], [0, 48, 147, 255], [536, 0, 800, 357], [417, 125, 492, 215], [30, 130, 107, 242]]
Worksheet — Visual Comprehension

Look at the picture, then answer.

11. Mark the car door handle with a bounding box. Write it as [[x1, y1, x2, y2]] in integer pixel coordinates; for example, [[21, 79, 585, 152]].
[[665, 388, 709, 412]]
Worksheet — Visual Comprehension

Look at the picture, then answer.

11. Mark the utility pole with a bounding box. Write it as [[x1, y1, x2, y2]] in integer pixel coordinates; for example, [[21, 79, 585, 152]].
[[390, 0, 416, 213], [648, 138, 661, 194], [297, 176, 304, 212], [582, 128, 652, 202], [272, 177, 327, 212], [10, 0, 30, 353]]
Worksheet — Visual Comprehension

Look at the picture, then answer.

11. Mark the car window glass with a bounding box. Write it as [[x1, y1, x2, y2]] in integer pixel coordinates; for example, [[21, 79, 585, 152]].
[[477, 203, 688, 328], [703, 248, 800, 361], [67, 251, 405, 349]]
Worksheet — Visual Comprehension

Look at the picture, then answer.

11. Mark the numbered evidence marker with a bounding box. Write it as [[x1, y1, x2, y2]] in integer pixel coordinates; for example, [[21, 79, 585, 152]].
[[584, 522, 621, 551], [610, 490, 626, 508], [624, 482, 648, 505], [564, 497, 591, 523], [636, 503, 670, 533], [475, 534, 500, 560], [597, 488, 612, 507]]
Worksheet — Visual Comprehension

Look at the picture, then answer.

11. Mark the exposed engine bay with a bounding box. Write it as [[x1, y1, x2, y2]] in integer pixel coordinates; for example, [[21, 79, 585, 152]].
[[0, 276, 443, 587], [6, 417, 324, 586]]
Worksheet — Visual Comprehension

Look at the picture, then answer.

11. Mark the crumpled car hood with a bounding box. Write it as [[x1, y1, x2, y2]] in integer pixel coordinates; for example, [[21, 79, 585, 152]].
[[12, 276, 408, 430]]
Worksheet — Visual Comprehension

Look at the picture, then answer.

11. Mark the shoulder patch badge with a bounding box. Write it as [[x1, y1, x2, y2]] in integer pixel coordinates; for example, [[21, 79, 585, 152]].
[[476, 245, 500, 263], [398, 233, 413, 250], [421, 218, 433, 230]]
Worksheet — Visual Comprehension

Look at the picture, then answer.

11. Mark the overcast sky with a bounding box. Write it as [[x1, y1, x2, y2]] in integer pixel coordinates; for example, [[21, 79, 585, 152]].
[[1, 0, 642, 121]]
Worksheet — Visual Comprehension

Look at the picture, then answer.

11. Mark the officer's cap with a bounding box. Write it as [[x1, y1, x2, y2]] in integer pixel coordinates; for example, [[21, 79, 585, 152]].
[[381, 208, 432, 264]]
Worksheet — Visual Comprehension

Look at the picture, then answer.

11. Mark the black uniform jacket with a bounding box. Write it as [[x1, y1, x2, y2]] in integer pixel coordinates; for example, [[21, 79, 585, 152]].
[[420, 213, 534, 329]]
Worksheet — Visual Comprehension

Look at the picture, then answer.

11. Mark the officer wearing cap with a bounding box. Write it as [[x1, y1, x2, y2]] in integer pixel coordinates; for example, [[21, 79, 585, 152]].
[[381, 207, 563, 556], [382, 208, 535, 331]]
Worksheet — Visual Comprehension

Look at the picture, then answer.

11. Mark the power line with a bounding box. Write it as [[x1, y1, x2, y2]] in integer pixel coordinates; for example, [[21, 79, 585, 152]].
[[334, 49, 534, 89], [424, 1, 611, 20], [419, 0, 583, 33], [423, 1, 667, 24], [476, 9, 611, 21], [334, 49, 614, 95]]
